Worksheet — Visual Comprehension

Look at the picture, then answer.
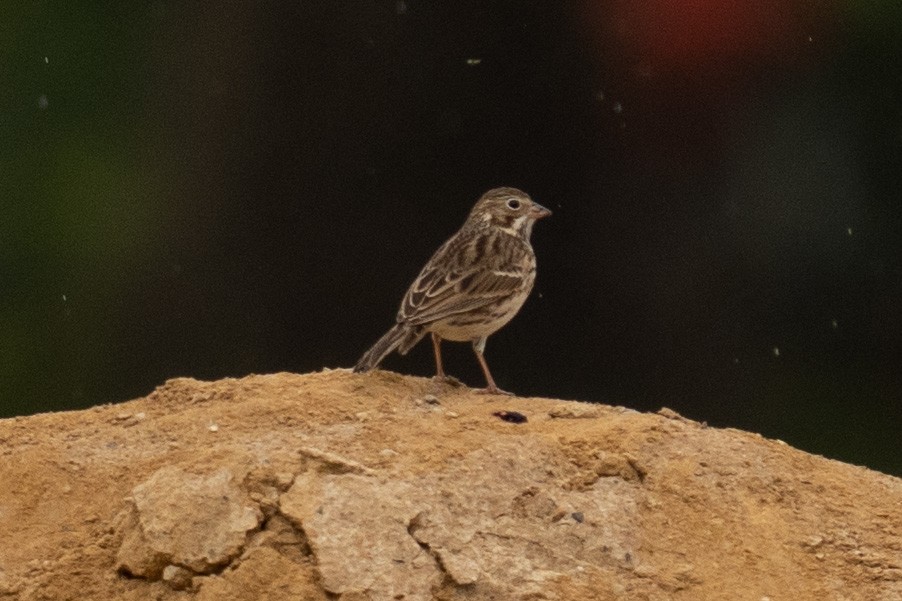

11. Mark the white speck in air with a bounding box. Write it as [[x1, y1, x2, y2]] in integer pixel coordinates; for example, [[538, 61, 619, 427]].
[[612, 102, 623, 114], [62, 294, 67, 302], [37, 94, 49, 109], [846, 227, 853, 236], [44, 56, 49, 64], [466, 58, 482, 66], [831, 319, 838, 329], [772, 347, 780, 357]]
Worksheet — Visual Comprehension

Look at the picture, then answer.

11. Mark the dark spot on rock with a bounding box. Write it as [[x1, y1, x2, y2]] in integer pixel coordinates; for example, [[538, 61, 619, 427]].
[[493, 411, 527, 424]]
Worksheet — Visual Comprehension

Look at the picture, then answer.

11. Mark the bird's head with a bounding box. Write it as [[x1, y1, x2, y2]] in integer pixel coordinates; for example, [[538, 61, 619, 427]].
[[467, 187, 552, 238]]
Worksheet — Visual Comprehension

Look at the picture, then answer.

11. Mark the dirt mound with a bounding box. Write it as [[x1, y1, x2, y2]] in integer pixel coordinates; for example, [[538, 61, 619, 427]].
[[0, 370, 900, 600]]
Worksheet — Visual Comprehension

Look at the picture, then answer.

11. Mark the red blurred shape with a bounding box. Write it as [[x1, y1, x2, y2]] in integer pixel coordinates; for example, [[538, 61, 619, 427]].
[[587, 0, 803, 71]]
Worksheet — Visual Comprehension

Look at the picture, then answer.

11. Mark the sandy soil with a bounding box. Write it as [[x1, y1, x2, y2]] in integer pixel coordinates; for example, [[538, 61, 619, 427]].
[[0, 369, 899, 600]]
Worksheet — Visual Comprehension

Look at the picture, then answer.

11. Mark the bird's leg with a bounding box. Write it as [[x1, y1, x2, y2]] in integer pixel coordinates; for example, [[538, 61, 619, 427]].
[[471, 337, 514, 396], [431, 332, 446, 379], [429, 333, 464, 387]]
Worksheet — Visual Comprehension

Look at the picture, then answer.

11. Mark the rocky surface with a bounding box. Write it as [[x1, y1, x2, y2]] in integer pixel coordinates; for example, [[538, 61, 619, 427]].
[[0, 369, 900, 600]]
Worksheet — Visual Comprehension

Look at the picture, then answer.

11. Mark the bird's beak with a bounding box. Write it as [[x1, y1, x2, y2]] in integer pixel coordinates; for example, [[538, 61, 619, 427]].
[[530, 203, 552, 220]]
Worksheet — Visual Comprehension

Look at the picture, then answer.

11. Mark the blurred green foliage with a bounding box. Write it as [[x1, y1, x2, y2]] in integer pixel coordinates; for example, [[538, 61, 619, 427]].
[[2, 2, 163, 414]]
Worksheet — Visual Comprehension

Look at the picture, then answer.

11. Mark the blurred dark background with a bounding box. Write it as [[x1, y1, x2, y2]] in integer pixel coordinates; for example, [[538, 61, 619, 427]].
[[2, 1, 900, 475]]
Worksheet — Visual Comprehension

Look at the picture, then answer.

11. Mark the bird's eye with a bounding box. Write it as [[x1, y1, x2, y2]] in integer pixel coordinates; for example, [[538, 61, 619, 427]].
[[506, 198, 521, 210]]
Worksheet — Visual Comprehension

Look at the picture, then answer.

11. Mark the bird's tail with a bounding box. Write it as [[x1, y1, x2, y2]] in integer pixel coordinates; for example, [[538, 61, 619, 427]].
[[353, 323, 425, 373]]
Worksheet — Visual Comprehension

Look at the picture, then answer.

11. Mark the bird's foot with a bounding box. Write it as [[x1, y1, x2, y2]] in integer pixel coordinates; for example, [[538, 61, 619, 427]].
[[474, 385, 515, 396]]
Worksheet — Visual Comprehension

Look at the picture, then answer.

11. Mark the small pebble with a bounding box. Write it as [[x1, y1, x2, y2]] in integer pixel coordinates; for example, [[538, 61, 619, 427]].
[[803, 535, 824, 548], [162, 565, 193, 590], [275, 472, 295, 489]]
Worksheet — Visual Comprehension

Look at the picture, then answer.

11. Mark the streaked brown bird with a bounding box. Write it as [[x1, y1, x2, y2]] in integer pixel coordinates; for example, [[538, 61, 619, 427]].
[[353, 187, 551, 395]]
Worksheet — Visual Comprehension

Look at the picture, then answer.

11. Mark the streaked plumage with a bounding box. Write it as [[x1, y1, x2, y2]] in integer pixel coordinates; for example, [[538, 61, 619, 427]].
[[353, 187, 550, 395]]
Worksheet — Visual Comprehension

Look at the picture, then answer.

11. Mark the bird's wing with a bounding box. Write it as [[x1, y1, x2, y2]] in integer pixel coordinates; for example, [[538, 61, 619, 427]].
[[397, 233, 528, 325]]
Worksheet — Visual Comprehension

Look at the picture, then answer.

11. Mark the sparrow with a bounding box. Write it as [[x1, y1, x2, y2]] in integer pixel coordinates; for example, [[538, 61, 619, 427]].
[[353, 187, 551, 395]]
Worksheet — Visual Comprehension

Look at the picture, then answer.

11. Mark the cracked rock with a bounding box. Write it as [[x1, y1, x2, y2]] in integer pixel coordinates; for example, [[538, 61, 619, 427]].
[[280, 472, 441, 601], [401, 441, 640, 596], [280, 441, 639, 599], [115, 466, 263, 579]]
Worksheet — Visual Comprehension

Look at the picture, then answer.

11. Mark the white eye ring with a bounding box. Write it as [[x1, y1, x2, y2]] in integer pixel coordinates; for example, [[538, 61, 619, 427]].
[[506, 198, 521, 210]]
